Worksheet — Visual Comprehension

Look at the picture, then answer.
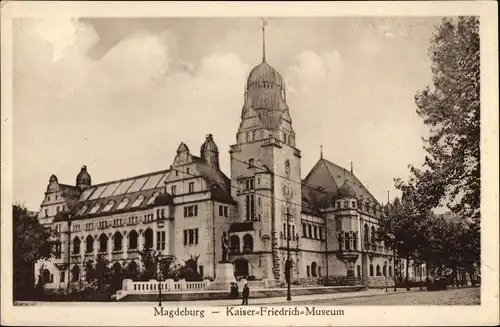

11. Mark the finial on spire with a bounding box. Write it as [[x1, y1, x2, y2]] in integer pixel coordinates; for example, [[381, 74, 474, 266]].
[[387, 190, 390, 203], [261, 17, 268, 62], [350, 161, 353, 174], [320, 145, 323, 159]]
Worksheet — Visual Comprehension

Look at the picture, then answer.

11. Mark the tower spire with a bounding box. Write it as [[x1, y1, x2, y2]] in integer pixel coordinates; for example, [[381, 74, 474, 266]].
[[320, 145, 323, 159], [261, 17, 268, 62]]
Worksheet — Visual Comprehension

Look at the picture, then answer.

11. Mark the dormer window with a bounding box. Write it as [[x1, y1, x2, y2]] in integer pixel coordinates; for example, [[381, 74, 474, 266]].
[[131, 195, 145, 208], [116, 198, 129, 210], [89, 203, 101, 215], [102, 200, 115, 213], [248, 158, 255, 167], [77, 205, 87, 216], [147, 192, 160, 205]]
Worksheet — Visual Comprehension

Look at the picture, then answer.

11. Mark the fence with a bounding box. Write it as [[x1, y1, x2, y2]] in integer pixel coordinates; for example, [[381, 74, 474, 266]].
[[115, 279, 211, 300]]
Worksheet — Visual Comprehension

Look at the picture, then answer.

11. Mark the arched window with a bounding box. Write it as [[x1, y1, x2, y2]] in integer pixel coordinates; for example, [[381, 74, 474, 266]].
[[371, 226, 376, 243], [389, 265, 393, 276], [102, 200, 115, 212], [41, 269, 51, 284], [311, 262, 317, 277], [131, 195, 145, 208], [318, 266, 322, 277], [383, 265, 387, 276], [71, 265, 80, 282], [308, 224, 312, 238], [128, 230, 138, 249], [113, 232, 123, 251], [302, 223, 306, 237], [99, 234, 108, 253], [369, 264, 374, 276], [243, 234, 253, 253], [230, 235, 240, 253], [376, 264, 381, 276], [364, 224, 369, 243], [314, 226, 318, 239], [85, 235, 94, 253], [89, 202, 101, 215], [144, 228, 153, 249], [353, 232, 358, 250], [116, 198, 130, 210], [357, 265, 361, 277], [306, 265, 310, 277], [112, 262, 122, 275], [73, 237, 81, 254], [147, 192, 160, 205]]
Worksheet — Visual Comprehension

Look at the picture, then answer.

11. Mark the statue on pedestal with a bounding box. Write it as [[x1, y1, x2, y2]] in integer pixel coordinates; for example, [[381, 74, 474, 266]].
[[221, 232, 229, 263]]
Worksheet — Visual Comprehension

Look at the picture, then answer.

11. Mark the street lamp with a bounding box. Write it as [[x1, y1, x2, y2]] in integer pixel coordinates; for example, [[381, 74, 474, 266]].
[[155, 251, 163, 307], [384, 261, 388, 293]]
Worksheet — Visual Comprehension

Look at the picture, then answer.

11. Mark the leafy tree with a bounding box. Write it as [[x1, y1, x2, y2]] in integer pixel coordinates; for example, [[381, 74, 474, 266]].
[[83, 254, 112, 290], [13, 204, 55, 300], [410, 16, 480, 261]]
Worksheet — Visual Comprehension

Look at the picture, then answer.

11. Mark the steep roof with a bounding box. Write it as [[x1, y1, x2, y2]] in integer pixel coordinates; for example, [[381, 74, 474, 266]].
[[71, 169, 169, 219], [302, 158, 380, 210]]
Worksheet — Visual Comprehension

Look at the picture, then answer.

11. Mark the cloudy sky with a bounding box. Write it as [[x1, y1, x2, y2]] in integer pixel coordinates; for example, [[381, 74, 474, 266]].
[[13, 17, 443, 211]]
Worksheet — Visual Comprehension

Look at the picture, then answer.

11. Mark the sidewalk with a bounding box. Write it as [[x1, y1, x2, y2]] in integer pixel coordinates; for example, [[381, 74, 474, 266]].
[[132, 287, 425, 306]]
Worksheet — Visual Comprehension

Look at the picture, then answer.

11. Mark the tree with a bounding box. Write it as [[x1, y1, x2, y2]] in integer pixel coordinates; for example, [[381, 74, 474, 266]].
[[13, 204, 55, 300], [411, 17, 480, 227], [82, 254, 113, 292]]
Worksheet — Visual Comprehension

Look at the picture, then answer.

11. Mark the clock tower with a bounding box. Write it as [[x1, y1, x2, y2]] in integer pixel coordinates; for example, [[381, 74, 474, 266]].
[[229, 21, 302, 284]]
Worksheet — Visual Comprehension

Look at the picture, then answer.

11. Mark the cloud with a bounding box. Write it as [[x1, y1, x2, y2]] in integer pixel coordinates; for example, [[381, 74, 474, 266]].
[[14, 18, 249, 210]]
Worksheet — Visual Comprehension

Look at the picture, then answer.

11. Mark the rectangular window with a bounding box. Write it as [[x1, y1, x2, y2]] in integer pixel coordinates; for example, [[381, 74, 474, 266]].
[[223, 206, 228, 218], [188, 182, 194, 193], [188, 229, 194, 244], [252, 131, 257, 141], [171, 185, 177, 195], [219, 205, 223, 216], [291, 225, 295, 239], [246, 133, 250, 142], [156, 231, 166, 250], [250, 194, 255, 220], [56, 206, 60, 213], [60, 271, 65, 283], [186, 168, 190, 174], [184, 228, 199, 246], [245, 195, 250, 220], [45, 209, 49, 217], [199, 265, 204, 277], [319, 227, 323, 240], [184, 205, 198, 217]]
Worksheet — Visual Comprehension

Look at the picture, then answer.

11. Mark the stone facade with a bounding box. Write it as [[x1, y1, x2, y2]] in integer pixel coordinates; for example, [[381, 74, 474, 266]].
[[34, 50, 424, 293]]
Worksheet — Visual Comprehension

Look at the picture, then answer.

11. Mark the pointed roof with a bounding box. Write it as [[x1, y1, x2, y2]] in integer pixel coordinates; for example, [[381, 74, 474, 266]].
[[302, 157, 379, 210]]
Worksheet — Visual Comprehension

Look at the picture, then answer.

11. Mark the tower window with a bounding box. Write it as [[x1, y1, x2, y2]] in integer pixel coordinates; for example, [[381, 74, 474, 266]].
[[171, 185, 177, 195], [252, 131, 257, 141], [188, 182, 195, 193]]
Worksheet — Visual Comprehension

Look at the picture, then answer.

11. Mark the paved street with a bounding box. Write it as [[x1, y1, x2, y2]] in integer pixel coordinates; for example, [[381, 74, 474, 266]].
[[266, 287, 480, 306]]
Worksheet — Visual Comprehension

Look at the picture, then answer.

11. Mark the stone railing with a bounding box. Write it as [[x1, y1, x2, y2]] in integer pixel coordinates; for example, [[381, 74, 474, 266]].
[[127, 249, 139, 260], [116, 279, 211, 300]]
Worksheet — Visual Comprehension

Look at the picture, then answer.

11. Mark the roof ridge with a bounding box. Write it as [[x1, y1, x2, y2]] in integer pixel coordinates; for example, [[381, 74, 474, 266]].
[[91, 168, 170, 188]]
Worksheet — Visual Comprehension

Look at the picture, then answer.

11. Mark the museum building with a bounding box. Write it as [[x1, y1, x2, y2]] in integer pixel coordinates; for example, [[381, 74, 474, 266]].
[[35, 41, 425, 292]]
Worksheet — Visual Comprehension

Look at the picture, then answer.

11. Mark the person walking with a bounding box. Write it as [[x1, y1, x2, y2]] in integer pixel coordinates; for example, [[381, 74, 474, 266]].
[[241, 283, 249, 305]]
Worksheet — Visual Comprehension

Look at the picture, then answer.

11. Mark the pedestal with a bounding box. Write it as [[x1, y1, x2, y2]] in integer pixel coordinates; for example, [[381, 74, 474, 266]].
[[205, 262, 235, 291]]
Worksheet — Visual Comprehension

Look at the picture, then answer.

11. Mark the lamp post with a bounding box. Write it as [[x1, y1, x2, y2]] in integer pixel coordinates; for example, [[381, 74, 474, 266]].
[[384, 261, 388, 293], [66, 214, 72, 294], [156, 251, 163, 307]]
